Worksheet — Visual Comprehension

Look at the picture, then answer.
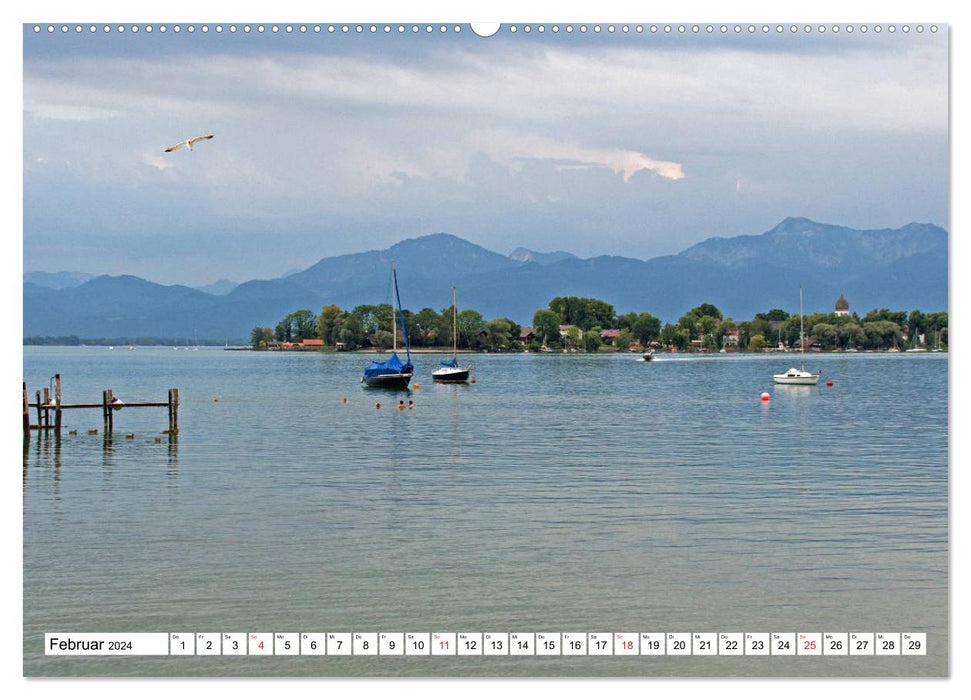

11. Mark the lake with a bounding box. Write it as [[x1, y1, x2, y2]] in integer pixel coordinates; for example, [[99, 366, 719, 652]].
[[22, 347, 948, 676]]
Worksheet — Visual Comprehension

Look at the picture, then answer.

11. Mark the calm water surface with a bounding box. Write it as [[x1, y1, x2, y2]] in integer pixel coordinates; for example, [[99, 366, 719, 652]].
[[22, 348, 948, 676]]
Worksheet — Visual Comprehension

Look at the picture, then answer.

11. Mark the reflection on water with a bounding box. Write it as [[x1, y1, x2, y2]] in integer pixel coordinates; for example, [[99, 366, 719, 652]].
[[22, 348, 947, 677]]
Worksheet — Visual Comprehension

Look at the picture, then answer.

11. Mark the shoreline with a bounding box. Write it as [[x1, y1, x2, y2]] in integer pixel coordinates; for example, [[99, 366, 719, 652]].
[[23, 345, 947, 355]]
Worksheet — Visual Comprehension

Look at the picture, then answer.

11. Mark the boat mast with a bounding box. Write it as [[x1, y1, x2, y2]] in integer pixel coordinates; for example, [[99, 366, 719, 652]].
[[452, 286, 458, 362], [392, 261, 397, 355], [799, 285, 805, 370]]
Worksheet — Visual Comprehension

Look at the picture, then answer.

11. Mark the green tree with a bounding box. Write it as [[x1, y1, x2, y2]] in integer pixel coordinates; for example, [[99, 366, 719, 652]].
[[415, 308, 441, 346], [748, 334, 766, 352], [630, 312, 661, 345], [458, 309, 485, 349], [484, 318, 513, 351], [616, 311, 639, 331], [837, 323, 865, 350], [316, 304, 344, 345], [352, 304, 393, 343], [401, 309, 420, 348], [276, 310, 317, 342], [565, 326, 582, 350], [661, 323, 690, 350], [690, 303, 723, 320], [698, 314, 720, 348], [677, 312, 698, 335], [250, 326, 274, 349], [549, 296, 616, 330], [532, 309, 562, 347], [494, 318, 522, 344], [338, 314, 363, 349], [757, 309, 790, 322], [291, 310, 318, 341], [614, 329, 632, 350], [583, 330, 602, 352], [812, 323, 838, 351], [862, 320, 902, 349]]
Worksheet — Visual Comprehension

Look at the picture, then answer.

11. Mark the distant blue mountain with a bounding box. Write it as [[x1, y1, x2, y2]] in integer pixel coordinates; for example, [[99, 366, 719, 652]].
[[23, 219, 948, 341], [508, 248, 578, 265], [194, 279, 238, 296], [23, 270, 94, 290]]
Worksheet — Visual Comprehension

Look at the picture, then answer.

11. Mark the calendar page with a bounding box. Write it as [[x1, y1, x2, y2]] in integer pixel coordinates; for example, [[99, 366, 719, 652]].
[[19, 2, 951, 689]]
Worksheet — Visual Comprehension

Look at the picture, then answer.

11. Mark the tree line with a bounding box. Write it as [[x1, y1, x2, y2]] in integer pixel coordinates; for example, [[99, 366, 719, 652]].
[[251, 297, 948, 353], [251, 303, 523, 352]]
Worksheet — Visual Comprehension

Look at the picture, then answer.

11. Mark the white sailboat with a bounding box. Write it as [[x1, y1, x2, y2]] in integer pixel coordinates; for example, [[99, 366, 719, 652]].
[[773, 286, 820, 385], [432, 287, 473, 382]]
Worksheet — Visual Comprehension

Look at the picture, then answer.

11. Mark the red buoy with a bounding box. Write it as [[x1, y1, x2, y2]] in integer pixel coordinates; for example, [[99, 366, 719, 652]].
[[470, 377, 476, 383], [826, 380, 833, 387], [760, 392, 771, 402]]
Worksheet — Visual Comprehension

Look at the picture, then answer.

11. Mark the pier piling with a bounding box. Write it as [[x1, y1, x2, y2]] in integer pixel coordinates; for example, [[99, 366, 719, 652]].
[[167, 388, 179, 434], [23, 377, 179, 435]]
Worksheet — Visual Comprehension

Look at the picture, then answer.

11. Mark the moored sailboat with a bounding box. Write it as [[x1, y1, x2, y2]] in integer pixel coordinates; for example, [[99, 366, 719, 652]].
[[433, 286, 473, 382], [362, 262, 414, 388], [773, 286, 820, 385]]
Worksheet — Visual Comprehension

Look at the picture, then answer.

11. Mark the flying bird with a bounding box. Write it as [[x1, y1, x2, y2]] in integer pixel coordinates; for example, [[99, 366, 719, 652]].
[[165, 135, 214, 153]]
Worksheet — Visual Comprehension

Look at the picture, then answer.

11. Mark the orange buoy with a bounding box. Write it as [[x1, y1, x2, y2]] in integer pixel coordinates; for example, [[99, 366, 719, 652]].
[[213, 398, 219, 402], [375, 402, 381, 409], [470, 377, 476, 383], [826, 380, 833, 387], [413, 383, 420, 389], [760, 392, 771, 402]]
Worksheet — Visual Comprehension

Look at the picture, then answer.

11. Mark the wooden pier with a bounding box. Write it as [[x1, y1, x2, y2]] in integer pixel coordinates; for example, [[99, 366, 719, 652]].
[[23, 375, 179, 435]]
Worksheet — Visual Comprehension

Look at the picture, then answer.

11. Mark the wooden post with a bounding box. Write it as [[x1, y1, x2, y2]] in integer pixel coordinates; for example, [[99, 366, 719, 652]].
[[42, 387, 50, 429], [103, 388, 114, 433], [23, 382, 29, 433], [54, 374, 62, 433], [36, 391, 43, 431], [168, 388, 179, 433]]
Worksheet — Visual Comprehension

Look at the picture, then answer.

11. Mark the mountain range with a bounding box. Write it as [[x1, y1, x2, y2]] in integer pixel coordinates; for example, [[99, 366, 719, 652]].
[[23, 218, 948, 342]]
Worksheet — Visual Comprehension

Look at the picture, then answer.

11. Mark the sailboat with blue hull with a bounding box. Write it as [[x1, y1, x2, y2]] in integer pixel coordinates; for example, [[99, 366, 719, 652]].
[[362, 262, 414, 388]]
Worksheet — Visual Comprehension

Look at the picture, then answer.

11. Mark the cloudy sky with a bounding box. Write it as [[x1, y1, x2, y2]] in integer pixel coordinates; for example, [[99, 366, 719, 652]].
[[22, 20, 948, 286]]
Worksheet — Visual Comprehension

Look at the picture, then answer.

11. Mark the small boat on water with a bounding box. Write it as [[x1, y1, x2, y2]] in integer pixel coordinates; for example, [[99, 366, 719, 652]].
[[362, 262, 414, 389], [773, 286, 820, 385], [433, 286, 473, 383], [642, 350, 654, 362]]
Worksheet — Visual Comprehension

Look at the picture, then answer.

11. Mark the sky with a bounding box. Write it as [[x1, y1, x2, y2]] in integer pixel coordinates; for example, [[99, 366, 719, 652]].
[[20, 17, 949, 287]]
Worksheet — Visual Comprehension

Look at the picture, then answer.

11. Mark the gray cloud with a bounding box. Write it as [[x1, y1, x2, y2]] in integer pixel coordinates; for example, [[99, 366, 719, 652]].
[[23, 32, 948, 285]]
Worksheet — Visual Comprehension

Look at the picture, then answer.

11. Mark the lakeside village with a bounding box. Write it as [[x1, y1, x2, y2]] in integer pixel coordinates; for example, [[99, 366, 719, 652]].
[[246, 295, 948, 355]]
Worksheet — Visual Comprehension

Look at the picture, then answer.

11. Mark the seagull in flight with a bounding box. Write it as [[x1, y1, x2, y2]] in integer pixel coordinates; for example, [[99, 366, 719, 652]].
[[165, 135, 214, 153]]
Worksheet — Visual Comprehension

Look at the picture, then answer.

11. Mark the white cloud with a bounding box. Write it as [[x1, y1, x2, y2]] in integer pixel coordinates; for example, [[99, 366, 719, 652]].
[[24, 101, 122, 121], [470, 129, 684, 182], [141, 150, 175, 171]]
